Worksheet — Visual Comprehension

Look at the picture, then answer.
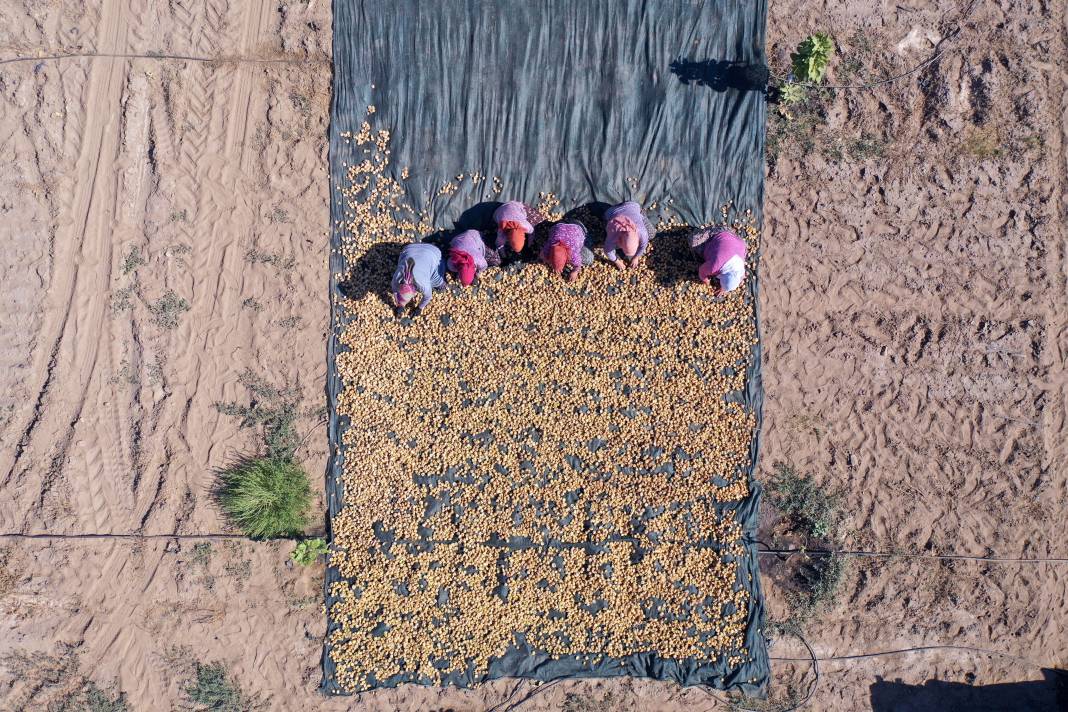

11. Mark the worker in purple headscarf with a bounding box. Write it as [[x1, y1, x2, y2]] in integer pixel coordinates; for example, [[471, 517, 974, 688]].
[[690, 227, 747, 296], [391, 242, 445, 316], [603, 201, 652, 270], [540, 222, 594, 282], [446, 230, 490, 286]]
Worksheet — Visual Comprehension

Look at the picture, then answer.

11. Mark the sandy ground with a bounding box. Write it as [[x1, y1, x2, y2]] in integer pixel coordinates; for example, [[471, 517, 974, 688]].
[[0, 0, 1065, 710]]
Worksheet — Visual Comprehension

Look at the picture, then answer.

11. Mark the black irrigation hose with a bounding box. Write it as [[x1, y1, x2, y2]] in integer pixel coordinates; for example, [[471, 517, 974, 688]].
[[770, 643, 1051, 670], [0, 532, 246, 540], [3, 533, 1068, 565], [0, 52, 325, 66], [754, 545, 1068, 565], [703, 629, 819, 712]]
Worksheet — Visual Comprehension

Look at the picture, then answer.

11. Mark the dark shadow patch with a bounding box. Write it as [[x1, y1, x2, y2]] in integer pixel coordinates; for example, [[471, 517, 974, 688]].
[[562, 201, 613, 248], [670, 58, 769, 93], [646, 227, 699, 288], [455, 201, 503, 231], [337, 241, 403, 306], [869, 670, 1068, 712]]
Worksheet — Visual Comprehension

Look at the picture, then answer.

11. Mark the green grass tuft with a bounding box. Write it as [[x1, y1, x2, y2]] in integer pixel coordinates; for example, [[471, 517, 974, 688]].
[[183, 661, 259, 712], [217, 458, 311, 539], [83, 682, 129, 712], [768, 463, 841, 541], [148, 290, 191, 329]]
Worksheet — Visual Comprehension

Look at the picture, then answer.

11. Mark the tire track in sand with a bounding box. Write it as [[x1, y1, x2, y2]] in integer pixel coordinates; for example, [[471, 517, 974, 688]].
[[0, 0, 129, 532], [125, 0, 225, 530], [42, 1, 275, 702], [135, 0, 273, 534]]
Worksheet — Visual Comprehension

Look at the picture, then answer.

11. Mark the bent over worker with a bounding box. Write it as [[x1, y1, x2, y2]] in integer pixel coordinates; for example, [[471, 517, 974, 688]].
[[493, 201, 535, 263], [603, 201, 652, 270], [391, 242, 445, 316], [446, 229, 490, 286], [690, 227, 746, 296], [541, 222, 594, 282]]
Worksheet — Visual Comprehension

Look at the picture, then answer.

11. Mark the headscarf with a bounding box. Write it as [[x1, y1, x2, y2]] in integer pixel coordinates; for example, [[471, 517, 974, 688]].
[[501, 220, 526, 252], [394, 257, 418, 306], [607, 216, 640, 258], [547, 243, 569, 274], [447, 248, 477, 286]]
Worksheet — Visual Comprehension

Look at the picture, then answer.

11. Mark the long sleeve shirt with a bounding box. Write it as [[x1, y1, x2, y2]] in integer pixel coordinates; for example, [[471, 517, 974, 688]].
[[449, 230, 489, 271], [698, 230, 747, 292], [392, 243, 445, 307], [603, 201, 652, 261], [541, 223, 592, 268]]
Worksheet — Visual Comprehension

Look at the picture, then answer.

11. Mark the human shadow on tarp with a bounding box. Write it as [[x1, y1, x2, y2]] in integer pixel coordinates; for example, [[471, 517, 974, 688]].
[[869, 670, 1068, 712], [455, 201, 503, 232], [562, 200, 613, 256], [337, 241, 404, 305], [670, 58, 769, 93], [646, 226, 699, 288]]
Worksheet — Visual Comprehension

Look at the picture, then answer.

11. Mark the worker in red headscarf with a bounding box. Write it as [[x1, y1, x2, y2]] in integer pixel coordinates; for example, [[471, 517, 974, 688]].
[[446, 230, 489, 286]]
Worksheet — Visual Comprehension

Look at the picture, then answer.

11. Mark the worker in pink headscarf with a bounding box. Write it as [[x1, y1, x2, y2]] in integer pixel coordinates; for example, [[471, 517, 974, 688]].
[[445, 230, 489, 286], [690, 227, 747, 296], [603, 201, 652, 270], [540, 222, 594, 282]]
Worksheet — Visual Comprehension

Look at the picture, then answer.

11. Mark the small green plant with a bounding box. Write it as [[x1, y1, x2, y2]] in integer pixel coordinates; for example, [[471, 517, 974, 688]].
[[291, 538, 328, 566], [277, 315, 303, 330], [148, 290, 191, 329], [780, 553, 848, 630], [768, 463, 841, 540], [111, 285, 136, 314], [183, 661, 259, 712], [848, 132, 887, 160], [778, 82, 806, 105], [768, 464, 848, 629], [217, 458, 311, 539], [121, 246, 146, 275], [82, 682, 129, 712], [245, 246, 296, 271], [563, 691, 617, 712], [192, 542, 213, 567], [791, 33, 834, 83], [961, 127, 1003, 159], [50, 681, 129, 712], [214, 369, 303, 461]]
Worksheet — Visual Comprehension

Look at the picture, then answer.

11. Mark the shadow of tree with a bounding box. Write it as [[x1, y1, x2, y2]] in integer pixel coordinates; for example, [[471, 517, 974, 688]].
[[870, 670, 1067, 711], [670, 58, 769, 93]]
